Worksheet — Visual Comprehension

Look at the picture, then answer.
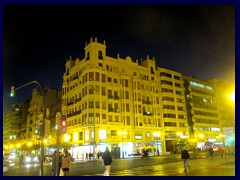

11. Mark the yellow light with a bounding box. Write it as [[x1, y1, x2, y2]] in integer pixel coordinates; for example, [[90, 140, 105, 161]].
[[198, 134, 204, 139], [27, 142, 33, 147], [229, 92, 235, 101], [154, 132, 160, 137], [64, 134, 70, 142], [43, 139, 48, 144], [73, 132, 78, 141], [16, 144, 21, 148], [176, 132, 182, 136], [219, 134, 225, 137], [118, 131, 127, 135]]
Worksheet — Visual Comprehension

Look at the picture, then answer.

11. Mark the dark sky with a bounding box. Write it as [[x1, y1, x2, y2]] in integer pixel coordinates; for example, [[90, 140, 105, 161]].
[[3, 4, 235, 112]]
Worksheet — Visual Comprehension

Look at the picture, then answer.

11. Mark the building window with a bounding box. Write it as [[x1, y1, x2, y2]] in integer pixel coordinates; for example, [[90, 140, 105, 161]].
[[86, 52, 90, 60], [126, 116, 130, 125], [98, 50, 103, 59], [164, 122, 177, 127], [95, 72, 100, 81], [89, 72, 94, 81], [79, 132, 83, 140], [108, 115, 113, 122], [102, 87, 106, 96], [89, 101, 94, 108], [102, 114, 106, 124], [160, 72, 172, 78], [101, 74, 106, 83], [111, 130, 117, 136]]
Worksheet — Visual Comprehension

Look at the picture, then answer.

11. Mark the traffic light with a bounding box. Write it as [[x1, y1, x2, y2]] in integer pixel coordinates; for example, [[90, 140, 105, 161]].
[[55, 112, 61, 130], [10, 86, 15, 97], [61, 119, 67, 133]]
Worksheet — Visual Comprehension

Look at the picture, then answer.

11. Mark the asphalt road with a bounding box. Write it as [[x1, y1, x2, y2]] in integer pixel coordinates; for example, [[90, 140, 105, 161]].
[[3, 151, 235, 176]]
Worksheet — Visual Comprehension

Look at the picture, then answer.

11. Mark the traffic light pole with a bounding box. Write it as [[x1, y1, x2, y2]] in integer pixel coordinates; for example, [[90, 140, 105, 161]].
[[10, 81, 45, 176], [56, 112, 61, 176]]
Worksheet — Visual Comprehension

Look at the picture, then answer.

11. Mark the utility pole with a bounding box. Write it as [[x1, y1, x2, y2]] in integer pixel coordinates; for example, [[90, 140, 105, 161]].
[[10, 81, 45, 176], [56, 112, 61, 176]]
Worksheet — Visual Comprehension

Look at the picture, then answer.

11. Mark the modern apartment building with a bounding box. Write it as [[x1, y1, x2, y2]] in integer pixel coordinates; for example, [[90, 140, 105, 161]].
[[183, 76, 221, 151], [61, 38, 189, 158]]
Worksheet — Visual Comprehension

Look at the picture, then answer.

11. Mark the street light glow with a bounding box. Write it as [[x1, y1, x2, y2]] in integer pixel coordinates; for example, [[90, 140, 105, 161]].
[[64, 134, 70, 142], [229, 92, 235, 101]]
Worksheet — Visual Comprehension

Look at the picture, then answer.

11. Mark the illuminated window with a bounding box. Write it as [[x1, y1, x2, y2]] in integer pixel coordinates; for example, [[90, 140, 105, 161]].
[[99, 130, 106, 139]]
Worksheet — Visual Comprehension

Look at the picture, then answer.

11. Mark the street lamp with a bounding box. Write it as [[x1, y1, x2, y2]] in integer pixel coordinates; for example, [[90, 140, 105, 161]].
[[10, 81, 45, 176]]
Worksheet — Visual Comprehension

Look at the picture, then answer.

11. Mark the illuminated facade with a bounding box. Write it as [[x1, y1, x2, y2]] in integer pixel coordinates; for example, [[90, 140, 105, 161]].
[[209, 78, 235, 150], [61, 38, 188, 158], [183, 76, 221, 151], [4, 38, 235, 158]]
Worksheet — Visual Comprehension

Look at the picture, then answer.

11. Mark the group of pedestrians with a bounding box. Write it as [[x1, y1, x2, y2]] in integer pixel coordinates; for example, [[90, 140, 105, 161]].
[[51, 147, 113, 176], [51, 150, 71, 176], [180, 145, 218, 173], [51, 145, 227, 176]]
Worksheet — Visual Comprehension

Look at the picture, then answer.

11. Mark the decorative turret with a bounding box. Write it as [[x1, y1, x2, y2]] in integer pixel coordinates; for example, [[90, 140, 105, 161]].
[[84, 37, 107, 61]]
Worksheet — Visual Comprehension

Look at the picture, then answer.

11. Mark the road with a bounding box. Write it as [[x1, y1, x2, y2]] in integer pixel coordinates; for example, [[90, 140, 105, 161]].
[[3, 151, 235, 176]]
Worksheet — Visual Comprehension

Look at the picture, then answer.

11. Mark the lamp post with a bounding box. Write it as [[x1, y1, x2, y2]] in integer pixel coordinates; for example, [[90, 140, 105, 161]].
[[10, 81, 45, 176], [55, 112, 61, 176]]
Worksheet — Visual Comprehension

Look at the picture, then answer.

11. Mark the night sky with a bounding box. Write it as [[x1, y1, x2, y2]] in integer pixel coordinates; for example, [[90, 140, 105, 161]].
[[3, 3, 236, 112]]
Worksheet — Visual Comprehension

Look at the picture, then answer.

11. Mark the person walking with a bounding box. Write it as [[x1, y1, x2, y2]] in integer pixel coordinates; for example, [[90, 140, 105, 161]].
[[209, 146, 214, 159], [102, 146, 112, 176], [61, 151, 71, 176], [19, 154, 24, 166], [181, 146, 190, 172], [51, 150, 57, 176]]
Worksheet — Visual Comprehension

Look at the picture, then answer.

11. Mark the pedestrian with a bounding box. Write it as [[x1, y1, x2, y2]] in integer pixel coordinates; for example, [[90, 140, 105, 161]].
[[19, 154, 24, 166], [209, 146, 214, 159], [58, 151, 63, 176], [102, 146, 112, 176], [97, 151, 100, 160], [181, 146, 190, 172], [219, 147, 224, 159], [51, 150, 57, 176], [61, 151, 71, 176]]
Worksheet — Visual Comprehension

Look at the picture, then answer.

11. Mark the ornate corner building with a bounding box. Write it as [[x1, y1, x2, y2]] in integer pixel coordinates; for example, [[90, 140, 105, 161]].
[[61, 37, 234, 158]]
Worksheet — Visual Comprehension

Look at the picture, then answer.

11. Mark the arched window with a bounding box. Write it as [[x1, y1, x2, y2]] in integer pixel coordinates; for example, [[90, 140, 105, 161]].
[[150, 67, 154, 74], [98, 50, 103, 60], [86, 52, 90, 60]]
